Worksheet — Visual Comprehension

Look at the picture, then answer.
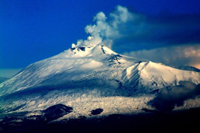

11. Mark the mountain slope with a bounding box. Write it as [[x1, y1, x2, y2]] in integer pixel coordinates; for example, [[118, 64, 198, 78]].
[[0, 44, 200, 115]]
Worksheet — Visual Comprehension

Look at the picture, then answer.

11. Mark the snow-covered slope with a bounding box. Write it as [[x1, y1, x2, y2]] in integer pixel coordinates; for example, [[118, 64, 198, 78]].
[[0, 44, 200, 116]]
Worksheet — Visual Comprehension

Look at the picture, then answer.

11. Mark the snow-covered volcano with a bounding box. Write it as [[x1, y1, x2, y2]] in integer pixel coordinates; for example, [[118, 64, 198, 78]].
[[0, 44, 200, 118]]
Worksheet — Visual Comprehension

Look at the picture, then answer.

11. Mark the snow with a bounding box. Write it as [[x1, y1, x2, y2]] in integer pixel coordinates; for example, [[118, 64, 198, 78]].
[[0, 44, 200, 117], [57, 96, 154, 120], [141, 62, 177, 84], [81, 60, 103, 69]]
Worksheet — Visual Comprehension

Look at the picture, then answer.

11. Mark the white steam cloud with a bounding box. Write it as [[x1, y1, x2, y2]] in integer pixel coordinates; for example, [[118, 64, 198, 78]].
[[72, 5, 133, 48]]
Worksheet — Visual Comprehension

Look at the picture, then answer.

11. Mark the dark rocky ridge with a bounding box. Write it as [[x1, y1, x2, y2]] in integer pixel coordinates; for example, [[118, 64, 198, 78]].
[[43, 104, 73, 121]]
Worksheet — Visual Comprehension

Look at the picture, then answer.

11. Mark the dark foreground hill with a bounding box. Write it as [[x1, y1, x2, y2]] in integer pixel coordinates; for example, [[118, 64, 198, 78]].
[[1, 107, 200, 133]]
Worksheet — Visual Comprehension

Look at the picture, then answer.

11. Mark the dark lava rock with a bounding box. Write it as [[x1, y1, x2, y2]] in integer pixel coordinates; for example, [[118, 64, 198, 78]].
[[77, 116, 86, 120], [43, 104, 73, 121], [79, 47, 85, 51], [91, 108, 103, 115]]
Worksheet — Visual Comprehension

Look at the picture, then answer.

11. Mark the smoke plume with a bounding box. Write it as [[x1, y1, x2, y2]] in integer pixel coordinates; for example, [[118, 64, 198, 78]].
[[72, 5, 133, 48]]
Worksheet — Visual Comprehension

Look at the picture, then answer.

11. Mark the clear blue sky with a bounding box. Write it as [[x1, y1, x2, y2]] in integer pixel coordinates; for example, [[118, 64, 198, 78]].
[[1, 0, 200, 68]]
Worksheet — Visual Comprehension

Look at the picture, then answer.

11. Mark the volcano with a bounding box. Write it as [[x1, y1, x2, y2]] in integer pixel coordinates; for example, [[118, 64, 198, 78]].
[[1, 44, 200, 115], [1, 44, 200, 132]]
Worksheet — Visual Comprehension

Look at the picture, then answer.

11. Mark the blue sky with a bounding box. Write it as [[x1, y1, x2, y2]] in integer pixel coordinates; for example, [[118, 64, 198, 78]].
[[0, 0, 200, 70]]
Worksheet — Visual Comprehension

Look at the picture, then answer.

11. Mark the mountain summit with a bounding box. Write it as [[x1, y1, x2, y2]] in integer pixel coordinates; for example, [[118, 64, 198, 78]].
[[0, 44, 200, 116]]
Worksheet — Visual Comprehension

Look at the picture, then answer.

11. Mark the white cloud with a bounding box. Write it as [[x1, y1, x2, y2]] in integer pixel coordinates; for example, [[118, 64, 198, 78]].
[[124, 44, 200, 69]]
